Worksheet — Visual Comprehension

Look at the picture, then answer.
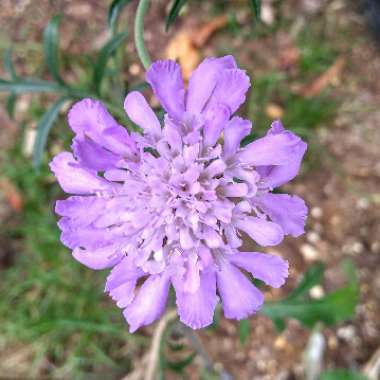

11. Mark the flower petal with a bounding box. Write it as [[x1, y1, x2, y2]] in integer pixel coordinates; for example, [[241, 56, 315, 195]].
[[105, 257, 145, 291], [256, 121, 307, 187], [174, 269, 217, 329], [223, 117, 252, 157], [253, 193, 308, 237], [234, 216, 284, 246], [206, 69, 251, 115], [68, 99, 135, 156], [203, 103, 230, 147], [124, 91, 161, 138], [229, 251, 289, 288], [72, 245, 124, 270], [217, 259, 263, 319], [50, 152, 109, 194], [123, 274, 170, 333], [238, 129, 303, 166], [108, 280, 137, 308], [146, 60, 185, 120], [222, 182, 248, 197], [105, 257, 145, 308], [186, 56, 237, 114], [72, 137, 120, 171]]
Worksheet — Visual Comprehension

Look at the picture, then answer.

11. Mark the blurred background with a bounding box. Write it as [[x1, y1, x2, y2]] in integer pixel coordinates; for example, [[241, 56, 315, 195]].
[[0, 0, 379, 379]]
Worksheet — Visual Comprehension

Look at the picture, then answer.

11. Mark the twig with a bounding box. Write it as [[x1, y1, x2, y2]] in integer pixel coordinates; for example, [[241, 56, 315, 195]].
[[144, 309, 178, 380], [120, 309, 178, 380]]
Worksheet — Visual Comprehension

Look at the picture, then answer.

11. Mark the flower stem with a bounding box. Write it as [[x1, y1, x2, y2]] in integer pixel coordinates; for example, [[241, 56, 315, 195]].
[[181, 324, 214, 373], [134, 0, 152, 70]]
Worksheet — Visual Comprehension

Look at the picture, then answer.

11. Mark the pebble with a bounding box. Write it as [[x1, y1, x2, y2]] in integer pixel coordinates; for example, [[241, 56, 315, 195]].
[[356, 197, 370, 210], [371, 242, 380, 253], [300, 244, 320, 261], [311, 207, 323, 219], [306, 231, 321, 244], [129, 63, 141, 76], [342, 241, 364, 256], [309, 285, 325, 299], [337, 325, 356, 341], [274, 335, 287, 350], [328, 336, 338, 350], [23, 128, 37, 157]]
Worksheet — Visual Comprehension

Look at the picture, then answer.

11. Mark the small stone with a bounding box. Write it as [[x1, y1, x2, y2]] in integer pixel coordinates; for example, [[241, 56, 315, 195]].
[[371, 242, 380, 253], [352, 241, 364, 254], [337, 325, 356, 341], [356, 197, 370, 210], [311, 207, 323, 219], [265, 103, 284, 119], [261, 3, 275, 25], [328, 336, 338, 350], [274, 335, 287, 350], [309, 285, 325, 299], [306, 231, 320, 244], [23, 127, 37, 157], [257, 359, 268, 371], [129, 63, 141, 76], [300, 244, 319, 261]]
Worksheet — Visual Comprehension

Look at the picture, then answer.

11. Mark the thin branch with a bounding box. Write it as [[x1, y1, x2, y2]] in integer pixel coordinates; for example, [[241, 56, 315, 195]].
[[120, 309, 177, 380]]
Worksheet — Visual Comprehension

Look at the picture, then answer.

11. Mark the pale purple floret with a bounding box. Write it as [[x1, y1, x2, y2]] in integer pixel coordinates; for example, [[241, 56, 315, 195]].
[[50, 56, 308, 332]]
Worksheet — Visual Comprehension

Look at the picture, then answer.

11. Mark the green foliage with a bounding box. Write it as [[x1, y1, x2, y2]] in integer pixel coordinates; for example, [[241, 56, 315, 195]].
[[287, 262, 325, 300], [0, 78, 63, 93], [6, 92, 17, 119], [166, 352, 197, 372], [238, 319, 250, 345], [0, 145, 145, 377], [249, 0, 261, 20], [245, 70, 338, 147], [0, 9, 132, 169], [93, 31, 128, 95], [33, 97, 69, 168], [262, 261, 359, 330], [298, 28, 337, 77], [43, 15, 65, 84], [108, 0, 132, 34], [3, 48, 17, 78], [320, 369, 369, 380], [166, 0, 188, 31]]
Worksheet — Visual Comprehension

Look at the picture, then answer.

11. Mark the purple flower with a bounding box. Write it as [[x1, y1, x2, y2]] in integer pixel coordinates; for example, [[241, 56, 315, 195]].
[[50, 56, 307, 332]]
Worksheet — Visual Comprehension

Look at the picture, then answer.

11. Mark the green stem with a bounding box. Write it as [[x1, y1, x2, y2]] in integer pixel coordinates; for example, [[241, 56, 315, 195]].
[[134, 0, 152, 70], [181, 324, 214, 373]]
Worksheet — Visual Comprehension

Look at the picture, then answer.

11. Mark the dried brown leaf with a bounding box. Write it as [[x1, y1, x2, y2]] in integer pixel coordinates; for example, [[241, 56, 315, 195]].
[[299, 57, 346, 97], [0, 178, 23, 212]]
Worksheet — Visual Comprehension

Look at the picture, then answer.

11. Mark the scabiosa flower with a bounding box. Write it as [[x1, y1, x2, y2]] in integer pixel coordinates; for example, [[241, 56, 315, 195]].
[[50, 56, 307, 332]]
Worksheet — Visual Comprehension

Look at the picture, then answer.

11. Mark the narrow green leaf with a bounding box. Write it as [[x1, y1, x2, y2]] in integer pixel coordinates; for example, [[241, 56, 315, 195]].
[[0, 78, 63, 93], [287, 262, 325, 301], [238, 319, 250, 345], [262, 262, 359, 328], [127, 80, 149, 92], [33, 97, 68, 168], [249, 0, 261, 20], [272, 318, 286, 333], [166, 352, 196, 372], [108, 0, 132, 33], [6, 93, 17, 119], [3, 48, 17, 79], [320, 369, 369, 380], [93, 31, 128, 94], [166, 0, 188, 31], [43, 15, 64, 84]]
